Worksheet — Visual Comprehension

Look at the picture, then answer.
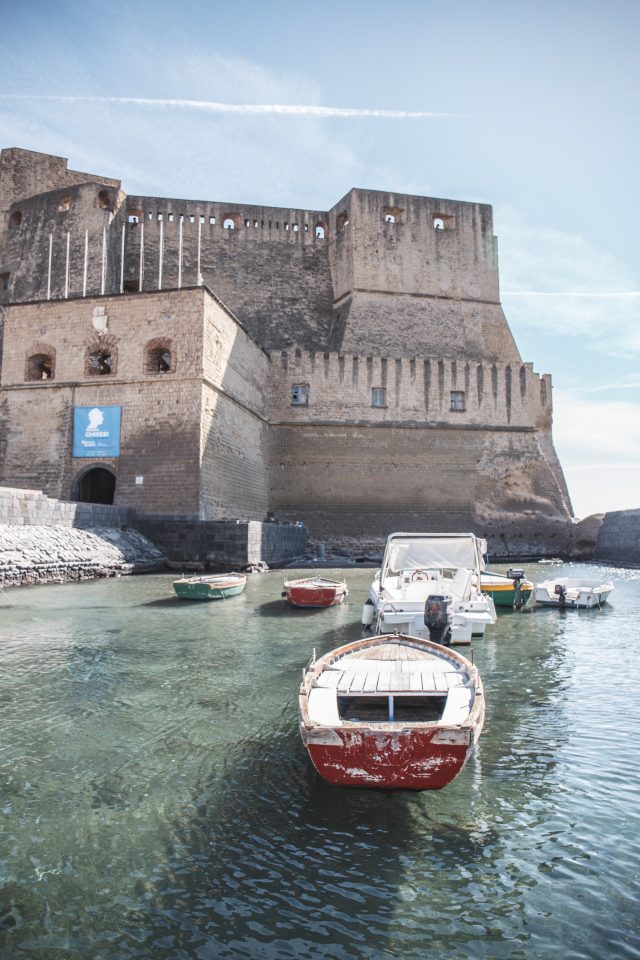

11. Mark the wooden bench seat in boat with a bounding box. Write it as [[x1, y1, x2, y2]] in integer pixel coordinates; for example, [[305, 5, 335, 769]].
[[307, 656, 473, 726]]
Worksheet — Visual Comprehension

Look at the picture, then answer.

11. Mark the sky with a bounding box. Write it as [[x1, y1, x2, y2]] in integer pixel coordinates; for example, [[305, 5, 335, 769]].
[[0, 0, 638, 518]]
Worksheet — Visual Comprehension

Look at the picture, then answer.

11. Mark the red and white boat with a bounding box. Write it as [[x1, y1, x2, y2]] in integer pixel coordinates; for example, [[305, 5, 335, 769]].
[[299, 632, 484, 790], [283, 576, 348, 608]]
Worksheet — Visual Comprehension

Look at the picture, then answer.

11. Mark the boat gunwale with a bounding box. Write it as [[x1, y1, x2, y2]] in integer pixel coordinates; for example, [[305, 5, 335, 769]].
[[299, 632, 484, 734]]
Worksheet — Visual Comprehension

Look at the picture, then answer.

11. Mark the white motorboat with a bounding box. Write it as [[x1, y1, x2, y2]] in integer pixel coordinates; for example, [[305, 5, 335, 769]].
[[362, 532, 497, 645], [534, 577, 613, 609]]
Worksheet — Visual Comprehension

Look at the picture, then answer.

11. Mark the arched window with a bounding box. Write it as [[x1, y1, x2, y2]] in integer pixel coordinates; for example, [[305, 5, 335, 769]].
[[74, 467, 116, 505], [9, 210, 22, 228], [383, 206, 404, 224], [433, 213, 455, 230], [223, 213, 240, 230], [127, 208, 143, 224], [145, 338, 174, 374], [86, 339, 117, 377], [315, 222, 327, 239], [25, 348, 55, 381], [337, 212, 349, 232], [97, 190, 111, 210], [58, 195, 71, 213]]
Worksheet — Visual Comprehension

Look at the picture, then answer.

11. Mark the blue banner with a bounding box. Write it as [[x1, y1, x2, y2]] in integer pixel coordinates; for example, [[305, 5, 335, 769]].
[[72, 406, 121, 458]]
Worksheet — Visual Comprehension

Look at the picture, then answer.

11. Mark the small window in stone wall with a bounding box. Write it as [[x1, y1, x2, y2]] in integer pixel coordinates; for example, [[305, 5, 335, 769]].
[[450, 390, 465, 411], [371, 387, 386, 407], [433, 214, 455, 230], [0, 272, 9, 291], [97, 190, 111, 210], [291, 384, 309, 405], [86, 340, 117, 377], [383, 206, 404, 224], [337, 211, 350, 232], [9, 210, 22, 228], [58, 195, 71, 213], [145, 338, 174, 374], [26, 351, 55, 381]]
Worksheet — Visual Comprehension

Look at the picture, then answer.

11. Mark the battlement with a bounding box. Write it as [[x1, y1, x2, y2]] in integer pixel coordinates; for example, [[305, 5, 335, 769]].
[[269, 349, 551, 431]]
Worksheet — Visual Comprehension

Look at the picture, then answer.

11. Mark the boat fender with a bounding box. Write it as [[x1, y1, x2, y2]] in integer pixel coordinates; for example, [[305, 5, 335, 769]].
[[361, 598, 375, 628]]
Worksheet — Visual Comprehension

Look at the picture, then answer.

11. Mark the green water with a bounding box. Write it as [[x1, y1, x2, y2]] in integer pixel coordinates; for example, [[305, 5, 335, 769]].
[[0, 563, 639, 959]]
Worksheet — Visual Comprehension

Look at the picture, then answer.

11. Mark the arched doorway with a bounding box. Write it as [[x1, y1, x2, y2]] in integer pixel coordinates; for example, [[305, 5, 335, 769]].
[[74, 467, 116, 505]]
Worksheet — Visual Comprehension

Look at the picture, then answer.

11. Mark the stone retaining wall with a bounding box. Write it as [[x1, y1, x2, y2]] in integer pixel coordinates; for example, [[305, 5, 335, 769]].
[[135, 516, 307, 568], [0, 524, 165, 587], [594, 509, 640, 566], [0, 486, 132, 528]]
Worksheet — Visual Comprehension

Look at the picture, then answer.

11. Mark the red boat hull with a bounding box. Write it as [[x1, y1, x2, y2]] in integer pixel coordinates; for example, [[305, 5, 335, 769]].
[[284, 579, 347, 608], [286, 586, 345, 608], [302, 726, 472, 790]]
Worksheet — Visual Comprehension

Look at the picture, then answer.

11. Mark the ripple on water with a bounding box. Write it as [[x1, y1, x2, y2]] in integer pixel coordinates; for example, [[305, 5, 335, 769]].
[[0, 565, 639, 958]]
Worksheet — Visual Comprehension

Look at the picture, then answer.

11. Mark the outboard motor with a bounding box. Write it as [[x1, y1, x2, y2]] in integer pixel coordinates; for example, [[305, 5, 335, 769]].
[[424, 595, 452, 647], [507, 568, 526, 610], [554, 583, 567, 607]]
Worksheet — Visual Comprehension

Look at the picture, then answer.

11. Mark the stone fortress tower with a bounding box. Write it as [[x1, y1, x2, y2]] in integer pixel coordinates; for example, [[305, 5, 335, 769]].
[[0, 147, 573, 555]]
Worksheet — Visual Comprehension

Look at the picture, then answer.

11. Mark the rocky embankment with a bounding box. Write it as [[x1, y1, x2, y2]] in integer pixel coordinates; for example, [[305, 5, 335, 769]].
[[0, 524, 166, 587]]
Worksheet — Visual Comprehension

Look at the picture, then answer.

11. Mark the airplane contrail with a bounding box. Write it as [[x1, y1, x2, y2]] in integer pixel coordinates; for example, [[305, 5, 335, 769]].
[[0, 94, 464, 119]]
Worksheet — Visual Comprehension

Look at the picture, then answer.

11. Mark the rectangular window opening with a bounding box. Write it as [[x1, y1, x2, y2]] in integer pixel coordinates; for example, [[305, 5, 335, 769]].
[[450, 390, 466, 411], [291, 384, 309, 406], [371, 387, 386, 408]]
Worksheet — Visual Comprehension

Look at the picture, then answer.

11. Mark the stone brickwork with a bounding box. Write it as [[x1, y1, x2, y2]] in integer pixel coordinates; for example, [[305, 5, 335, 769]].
[[594, 509, 640, 565], [0, 287, 269, 519], [135, 516, 307, 567], [0, 147, 576, 555], [0, 485, 131, 527]]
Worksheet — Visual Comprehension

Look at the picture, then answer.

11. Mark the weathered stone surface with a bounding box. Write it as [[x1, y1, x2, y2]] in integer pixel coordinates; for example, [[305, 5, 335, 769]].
[[0, 522, 165, 587], [594, 509, 640, 566], [0, 147, 576, 553]]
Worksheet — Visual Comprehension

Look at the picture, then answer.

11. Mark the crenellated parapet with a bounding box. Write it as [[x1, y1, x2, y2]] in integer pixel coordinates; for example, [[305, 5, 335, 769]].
[[269, 349, 553, 432]]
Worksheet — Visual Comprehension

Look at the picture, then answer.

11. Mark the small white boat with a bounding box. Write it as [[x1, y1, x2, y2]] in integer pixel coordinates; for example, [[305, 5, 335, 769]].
[[534, 577, 613, 609], [362, 532, 496, 645]]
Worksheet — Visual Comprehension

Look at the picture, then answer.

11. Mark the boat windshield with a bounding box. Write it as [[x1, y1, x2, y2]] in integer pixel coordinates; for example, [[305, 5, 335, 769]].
[[383, 536, 482, 577]]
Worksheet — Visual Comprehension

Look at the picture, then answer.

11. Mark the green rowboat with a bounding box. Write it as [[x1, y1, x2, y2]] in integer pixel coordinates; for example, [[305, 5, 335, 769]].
[[479, 571, 533, 608], [173, 573, 247, 601]]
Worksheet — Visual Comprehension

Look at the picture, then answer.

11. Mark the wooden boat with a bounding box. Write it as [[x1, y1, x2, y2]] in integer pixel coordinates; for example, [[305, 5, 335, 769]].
[[299, 632, 484, 790], [283, 576, 348, 608], [173, 573, 247, 601], [534, 577, 613, 609], [479, 570, 534, 608]]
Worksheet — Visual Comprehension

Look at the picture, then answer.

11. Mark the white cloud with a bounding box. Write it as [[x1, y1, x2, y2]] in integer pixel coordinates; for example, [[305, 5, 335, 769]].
[[496, 207, 640, 358], [552, 390, 640, 516]]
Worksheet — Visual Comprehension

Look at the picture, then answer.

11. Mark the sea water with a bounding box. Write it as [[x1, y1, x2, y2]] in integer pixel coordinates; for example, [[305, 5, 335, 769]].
[[0, 562, 638, 959]]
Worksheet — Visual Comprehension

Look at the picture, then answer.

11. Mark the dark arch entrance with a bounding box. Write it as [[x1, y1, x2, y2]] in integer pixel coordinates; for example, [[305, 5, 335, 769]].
[[74, 467, 116, 505]]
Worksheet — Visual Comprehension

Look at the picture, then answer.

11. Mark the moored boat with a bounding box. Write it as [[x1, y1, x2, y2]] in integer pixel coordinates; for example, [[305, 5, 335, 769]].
[[362, 532, 496, 644], [479, 569, 534, 608], [283, 576, 348, 608], [299, 632, 484, 790], [534, 577, 613, 609], [173, 573, 247, 601]]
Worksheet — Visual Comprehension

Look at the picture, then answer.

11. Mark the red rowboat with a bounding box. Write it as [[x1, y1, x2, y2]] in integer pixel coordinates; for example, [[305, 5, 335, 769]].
[[299, 632, 484, 790], [283, 576, 348, 608]]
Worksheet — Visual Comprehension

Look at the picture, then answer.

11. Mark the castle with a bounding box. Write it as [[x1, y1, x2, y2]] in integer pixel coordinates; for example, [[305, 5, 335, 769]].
[[0, 147, 573, 554]]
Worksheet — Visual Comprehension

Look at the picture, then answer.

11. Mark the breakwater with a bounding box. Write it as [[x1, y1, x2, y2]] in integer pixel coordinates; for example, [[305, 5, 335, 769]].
[[594, 508, 640, 566]]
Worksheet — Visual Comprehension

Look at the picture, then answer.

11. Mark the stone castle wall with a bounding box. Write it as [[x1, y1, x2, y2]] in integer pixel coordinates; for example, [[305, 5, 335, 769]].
[[0, 288, 269, 518], [0, 147, 576, 554]]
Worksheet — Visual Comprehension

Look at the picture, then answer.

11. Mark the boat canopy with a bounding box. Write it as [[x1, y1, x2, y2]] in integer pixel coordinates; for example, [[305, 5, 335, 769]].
[[382, 534, 486, 577]]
